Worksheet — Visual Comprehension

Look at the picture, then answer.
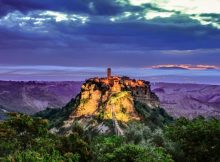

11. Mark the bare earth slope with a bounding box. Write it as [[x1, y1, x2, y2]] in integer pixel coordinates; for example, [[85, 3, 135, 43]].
[[152, 83, 220, 118]]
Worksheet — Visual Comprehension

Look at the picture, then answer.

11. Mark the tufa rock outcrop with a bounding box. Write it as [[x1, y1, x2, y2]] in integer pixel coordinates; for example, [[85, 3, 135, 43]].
[[36, 69, 171, 136], [71, 76, 160, 120], [58, 73, 160, 135]]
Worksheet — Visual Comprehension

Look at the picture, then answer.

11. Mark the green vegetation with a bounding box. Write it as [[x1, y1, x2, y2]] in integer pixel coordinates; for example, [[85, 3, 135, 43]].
[[0, 113, 88, 162], [108, 91, 131, 104], [134, 101, 173, 128], [34, 96, 80, 128], [0, 113, 172, 162], [165, 117, 220, 162], [1, 113, 220, 162], [91, 135, 173, 162], [120, 105, 127, 114], [124, 117, 220, 162], [80, 98, 90, 105]]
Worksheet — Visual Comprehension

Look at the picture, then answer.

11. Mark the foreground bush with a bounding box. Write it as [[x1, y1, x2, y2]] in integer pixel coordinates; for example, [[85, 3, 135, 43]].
[[4, 150, 79, 162], [0, 113, 90, 162], [91, 135, 173, 162], [1, 113, 219, 162], [165, 117, 220, 162]]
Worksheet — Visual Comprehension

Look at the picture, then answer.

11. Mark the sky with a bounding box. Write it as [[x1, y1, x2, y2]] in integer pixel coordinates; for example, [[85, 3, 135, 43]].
[[0, 0, 220, 83]]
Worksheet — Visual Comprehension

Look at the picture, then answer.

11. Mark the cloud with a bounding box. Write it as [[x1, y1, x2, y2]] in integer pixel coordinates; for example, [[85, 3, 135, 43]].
[[128, 0, 220, 14], [0, 65, 219, 85], [0, 0, 220, 71], [1, 0, 220, 29], [148, 64, 220, 70], [0, 0, 125, 17], [0, 10, 89, 29], [116, 0, 220, 29], [160, 49, 220, 55]]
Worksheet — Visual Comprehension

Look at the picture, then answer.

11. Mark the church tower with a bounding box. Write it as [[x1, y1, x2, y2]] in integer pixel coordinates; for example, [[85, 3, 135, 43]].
[[107, 68, 111, 78]]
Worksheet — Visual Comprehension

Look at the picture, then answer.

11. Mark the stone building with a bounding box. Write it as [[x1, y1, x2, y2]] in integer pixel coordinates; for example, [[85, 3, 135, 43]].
[[107, 68, 111, 78], [84, 68, 160, 108]]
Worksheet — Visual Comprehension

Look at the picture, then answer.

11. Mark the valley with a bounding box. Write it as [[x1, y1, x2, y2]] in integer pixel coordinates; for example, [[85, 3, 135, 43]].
[[0, 80, 220, 120]]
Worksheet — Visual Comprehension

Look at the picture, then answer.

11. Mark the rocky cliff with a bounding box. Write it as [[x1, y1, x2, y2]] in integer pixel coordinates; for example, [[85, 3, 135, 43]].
[[70, 76, 159, 120], [37, 76, 171, 136]]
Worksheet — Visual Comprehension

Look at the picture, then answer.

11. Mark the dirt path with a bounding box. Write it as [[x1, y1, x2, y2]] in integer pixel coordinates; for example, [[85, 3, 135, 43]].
[[111, 104, 124, 136]]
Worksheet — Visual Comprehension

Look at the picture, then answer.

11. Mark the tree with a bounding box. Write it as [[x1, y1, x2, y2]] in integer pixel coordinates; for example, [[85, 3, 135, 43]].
[[165, 117, 220, 162], [0, 113, 49, 156], [91, 135, 173, 162], [91, 135, 124, 162], [57, 122, 91, 162], [0, 113, 86, 162], [109, 145, 173, 162], [3, 149, 79, 162]]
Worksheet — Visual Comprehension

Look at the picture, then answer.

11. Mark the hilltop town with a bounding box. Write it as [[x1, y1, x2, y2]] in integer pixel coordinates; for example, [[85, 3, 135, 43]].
[[84, 68, 160, 108], [54, 68, 162, 135]]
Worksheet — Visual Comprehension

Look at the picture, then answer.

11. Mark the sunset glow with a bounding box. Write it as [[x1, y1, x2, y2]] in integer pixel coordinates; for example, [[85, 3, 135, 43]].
[[149, 64, 220, 70]]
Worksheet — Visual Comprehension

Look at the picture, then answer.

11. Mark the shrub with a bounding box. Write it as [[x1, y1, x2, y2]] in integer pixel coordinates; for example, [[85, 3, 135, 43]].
[[165, 117, 220, 162]]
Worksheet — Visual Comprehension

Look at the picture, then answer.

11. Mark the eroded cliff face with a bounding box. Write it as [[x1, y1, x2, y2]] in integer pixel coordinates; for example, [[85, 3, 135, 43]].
[[43, 76, 170, 135], [70, 77, 159, 121]]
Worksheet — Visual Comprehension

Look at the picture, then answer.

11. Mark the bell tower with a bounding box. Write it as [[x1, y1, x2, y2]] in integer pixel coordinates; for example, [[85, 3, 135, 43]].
[[107, 68, 111, 78]]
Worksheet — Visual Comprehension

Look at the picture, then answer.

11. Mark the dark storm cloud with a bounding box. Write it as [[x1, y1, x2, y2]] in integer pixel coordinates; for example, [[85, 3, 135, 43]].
[[77, 20, 220, 50], [0, 0, 128, 17], [1, 15, 220, 51], [0, 0, 220, 69]]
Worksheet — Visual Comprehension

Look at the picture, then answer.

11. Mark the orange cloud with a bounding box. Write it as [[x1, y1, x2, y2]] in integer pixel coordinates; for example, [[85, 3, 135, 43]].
[[146, 64, 220, 70]]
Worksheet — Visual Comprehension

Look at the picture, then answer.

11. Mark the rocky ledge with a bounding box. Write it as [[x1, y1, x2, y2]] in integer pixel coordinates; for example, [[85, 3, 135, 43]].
[[36, 76, 171, 136]]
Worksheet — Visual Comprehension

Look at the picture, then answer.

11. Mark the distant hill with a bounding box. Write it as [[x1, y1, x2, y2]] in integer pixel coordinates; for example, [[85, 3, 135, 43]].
[[0, 81, 82, 120], [1, 80, 220, 120], [152, 83, 220, 118]]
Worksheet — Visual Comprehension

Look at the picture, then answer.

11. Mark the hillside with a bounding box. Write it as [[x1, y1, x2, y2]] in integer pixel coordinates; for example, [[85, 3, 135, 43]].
[[36, 76, 172, 135], [1, 80, 220, 120], [152, 83, 220, 118], [0, 81, 82, 120]]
